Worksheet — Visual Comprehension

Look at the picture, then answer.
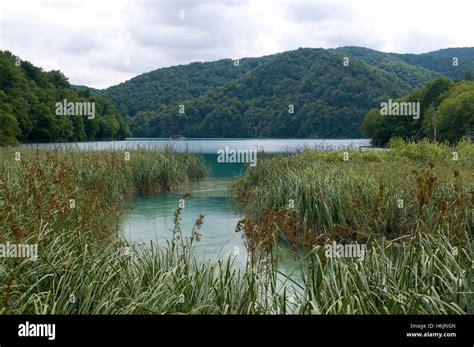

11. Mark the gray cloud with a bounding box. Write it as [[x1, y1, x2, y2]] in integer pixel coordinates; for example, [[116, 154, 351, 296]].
[[288, 1, 352, 22]]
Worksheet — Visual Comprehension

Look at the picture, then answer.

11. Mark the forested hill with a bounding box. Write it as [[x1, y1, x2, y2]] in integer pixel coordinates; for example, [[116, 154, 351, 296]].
[[165, 48, 422, 137], [104, 57, 271, 117], [0, 51, 130, 145], [101, 46, 474, 139], [332, 47, 440, 87], [396, 48, 474, 80]]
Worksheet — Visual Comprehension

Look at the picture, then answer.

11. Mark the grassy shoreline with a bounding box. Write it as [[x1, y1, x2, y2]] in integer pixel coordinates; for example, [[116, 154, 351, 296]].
[[232, 140, 473, 247], [0, 142, 472, 314], [230, 140, 473, 313]]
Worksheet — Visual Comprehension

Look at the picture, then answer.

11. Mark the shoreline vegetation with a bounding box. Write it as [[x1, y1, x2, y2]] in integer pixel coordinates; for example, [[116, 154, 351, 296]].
[[232, 139, 473, 248], [0, 140, 472, 314]]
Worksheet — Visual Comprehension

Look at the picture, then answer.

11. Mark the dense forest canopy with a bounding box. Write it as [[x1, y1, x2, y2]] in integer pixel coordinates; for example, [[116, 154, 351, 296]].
[[332, 47, 440, 87], [396, 47, 474, 80], [0, 51, 130, 145], [361, 76, 474, 145], [104, 57, 271, 117], [128, 48, 415, 138], [99, 46, 474, 140]]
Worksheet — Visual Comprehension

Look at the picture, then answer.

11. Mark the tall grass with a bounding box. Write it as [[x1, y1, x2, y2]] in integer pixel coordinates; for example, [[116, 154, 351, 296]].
[[232, 139, 473, 246], [1, 210, 281, 314], [229, 140, 473, 314], [297, 227, 472, 314], [0, 143, 472, 314], [0, 148, 206, 241]]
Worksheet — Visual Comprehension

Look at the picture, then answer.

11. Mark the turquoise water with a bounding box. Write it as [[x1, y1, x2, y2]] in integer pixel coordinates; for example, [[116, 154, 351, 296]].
[[121, 155, 303, 275], [122, 158, 249, 267]]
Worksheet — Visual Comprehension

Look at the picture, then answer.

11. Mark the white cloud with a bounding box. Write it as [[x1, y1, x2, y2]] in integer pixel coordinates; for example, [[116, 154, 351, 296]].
[[0, 0, 472, 88]]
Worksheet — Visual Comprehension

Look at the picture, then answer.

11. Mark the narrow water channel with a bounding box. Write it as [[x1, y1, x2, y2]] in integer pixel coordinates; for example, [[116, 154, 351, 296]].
[[121, 155, 249, 267], [121, 154, 306, 285]]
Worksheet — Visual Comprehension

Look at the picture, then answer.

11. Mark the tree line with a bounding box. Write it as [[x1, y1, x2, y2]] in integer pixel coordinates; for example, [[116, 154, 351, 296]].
[[362, 76, 474, 145]]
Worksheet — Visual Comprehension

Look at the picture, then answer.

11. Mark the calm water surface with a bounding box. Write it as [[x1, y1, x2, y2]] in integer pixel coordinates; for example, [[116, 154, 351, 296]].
[[26, 138, 371, 153], [122, 158, 249, 267]]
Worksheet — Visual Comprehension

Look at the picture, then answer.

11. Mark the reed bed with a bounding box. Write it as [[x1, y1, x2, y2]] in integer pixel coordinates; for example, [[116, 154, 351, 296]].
[[232, 139, 473, 247], [230, 139, 473, 314], [295, 227, 472, 314], [0, 148, 206, 241], [0, 211, 280, 314], [0, 142, 472, 314]]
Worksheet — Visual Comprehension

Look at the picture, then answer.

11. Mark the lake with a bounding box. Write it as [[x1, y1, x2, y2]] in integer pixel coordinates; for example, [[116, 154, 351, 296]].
[[25, 138, 372, 153]]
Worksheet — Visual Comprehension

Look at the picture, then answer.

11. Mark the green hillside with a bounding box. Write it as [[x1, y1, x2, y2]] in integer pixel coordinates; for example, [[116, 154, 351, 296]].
[[397, 48, 474, 80], [336, 47, 474, 82], [333, 46, 439, 87], [104, 57, 271, 117], [4, 46, 473, 143], [101, 46, 473, 139], [120, 48, 435, 138], [0, 51, 130, 145]]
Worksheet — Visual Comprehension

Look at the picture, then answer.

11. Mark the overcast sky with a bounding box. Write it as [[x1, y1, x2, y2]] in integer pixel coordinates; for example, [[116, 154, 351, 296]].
[[0, 0, 472, 89]]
